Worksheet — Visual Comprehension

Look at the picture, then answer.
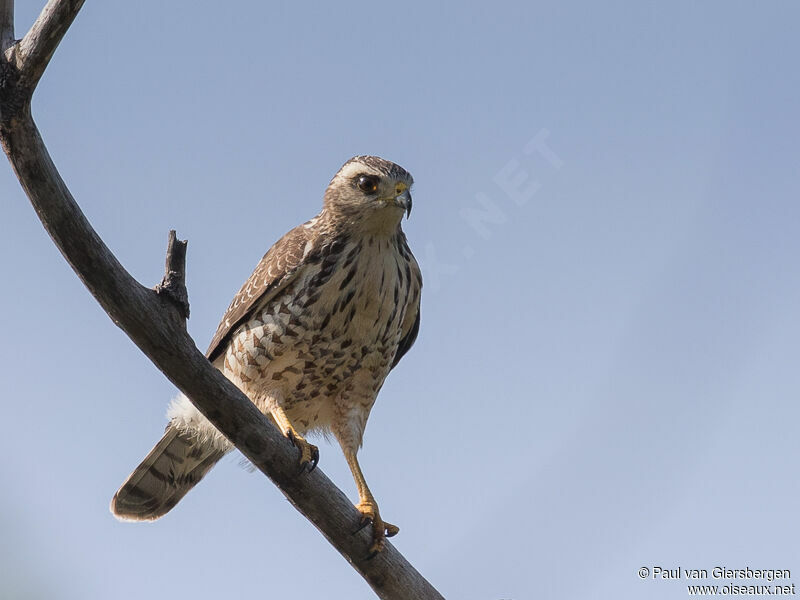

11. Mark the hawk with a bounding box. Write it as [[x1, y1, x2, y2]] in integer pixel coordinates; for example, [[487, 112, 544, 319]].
[[111, 155, 421, 556]]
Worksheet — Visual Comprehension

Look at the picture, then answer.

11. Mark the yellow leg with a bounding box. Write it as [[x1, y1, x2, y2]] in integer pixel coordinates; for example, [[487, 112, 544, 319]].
[[270, 405, 319, 473], [344, 449, 398, 558]]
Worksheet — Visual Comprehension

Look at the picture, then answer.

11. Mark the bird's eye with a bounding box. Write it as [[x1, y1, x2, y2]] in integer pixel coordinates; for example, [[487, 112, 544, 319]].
[[357, 175, 380, 194]]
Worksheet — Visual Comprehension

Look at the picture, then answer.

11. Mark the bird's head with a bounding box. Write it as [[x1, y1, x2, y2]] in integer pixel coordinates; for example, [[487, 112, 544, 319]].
[[323, 155, 414, 233]]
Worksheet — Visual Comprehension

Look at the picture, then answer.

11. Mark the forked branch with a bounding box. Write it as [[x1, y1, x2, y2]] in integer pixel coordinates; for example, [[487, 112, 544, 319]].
[[0, 2, 444, 599]]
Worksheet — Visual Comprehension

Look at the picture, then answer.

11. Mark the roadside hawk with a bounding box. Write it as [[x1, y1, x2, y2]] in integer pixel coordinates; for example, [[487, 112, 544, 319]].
[[111, 155, 422, 556]]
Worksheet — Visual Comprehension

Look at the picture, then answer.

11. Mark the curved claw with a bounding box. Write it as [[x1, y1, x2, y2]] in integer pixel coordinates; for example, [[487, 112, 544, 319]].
[[308, 445, 319, 472], [354, 514, 372, 535], [298, 456, 319, 474]]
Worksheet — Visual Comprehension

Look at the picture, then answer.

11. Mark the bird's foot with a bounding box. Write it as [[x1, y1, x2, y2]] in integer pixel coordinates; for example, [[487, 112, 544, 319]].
[[286, 429, 319, 473], [354, 500, 399, 559]]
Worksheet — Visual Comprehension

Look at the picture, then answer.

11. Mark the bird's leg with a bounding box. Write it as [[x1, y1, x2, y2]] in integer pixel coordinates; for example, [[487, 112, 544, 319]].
[[269, 405, 318, 473], [343, 449, 398, 558]]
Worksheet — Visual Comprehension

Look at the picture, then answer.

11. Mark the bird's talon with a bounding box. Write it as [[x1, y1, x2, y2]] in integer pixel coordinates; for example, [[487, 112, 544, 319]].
[[355, 501, 397, 556], [284, 429, 318, 475]]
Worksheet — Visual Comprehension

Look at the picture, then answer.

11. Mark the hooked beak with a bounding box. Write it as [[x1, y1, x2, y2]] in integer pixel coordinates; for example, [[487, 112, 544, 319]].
[[395, 189, 412, 219]]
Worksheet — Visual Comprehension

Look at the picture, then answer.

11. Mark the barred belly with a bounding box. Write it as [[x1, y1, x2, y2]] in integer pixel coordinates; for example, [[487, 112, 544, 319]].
[[222, 236, 417, 440]]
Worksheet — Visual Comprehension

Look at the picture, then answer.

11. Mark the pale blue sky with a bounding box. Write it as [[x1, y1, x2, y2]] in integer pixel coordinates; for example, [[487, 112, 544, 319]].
[[2, 2, 800, 599]]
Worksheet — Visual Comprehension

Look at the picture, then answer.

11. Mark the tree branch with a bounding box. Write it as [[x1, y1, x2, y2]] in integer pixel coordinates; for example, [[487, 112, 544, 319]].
[[0, 2, 444, 599], [17, 0, 84, 89], [0, 0, 13, 55], [155, 230, 190, 320]]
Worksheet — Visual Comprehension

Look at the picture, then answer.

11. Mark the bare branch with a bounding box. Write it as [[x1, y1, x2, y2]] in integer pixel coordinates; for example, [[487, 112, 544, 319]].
[[0, 3, 444, 599], [17, 0, 84, 90], [155, 230, 190, 320], [0, 0, 13, 55]]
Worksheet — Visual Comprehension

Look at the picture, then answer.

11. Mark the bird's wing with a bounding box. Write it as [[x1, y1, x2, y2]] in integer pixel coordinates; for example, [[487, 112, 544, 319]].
[[205, 222, 316, 362], [391, 308, 420, 369], [391, 240, 422, 370]]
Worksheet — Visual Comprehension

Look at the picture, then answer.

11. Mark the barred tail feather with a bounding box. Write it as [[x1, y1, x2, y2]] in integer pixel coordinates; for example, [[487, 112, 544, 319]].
[[111, 425, 226, 521]]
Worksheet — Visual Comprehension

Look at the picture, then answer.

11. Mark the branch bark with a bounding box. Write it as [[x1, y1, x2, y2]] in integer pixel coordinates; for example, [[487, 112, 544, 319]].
[[0, 2, 444, 599], [0, 0, 13, 54], [155, 230, 190, 320]]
